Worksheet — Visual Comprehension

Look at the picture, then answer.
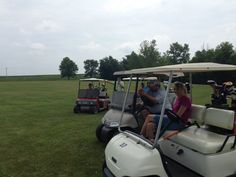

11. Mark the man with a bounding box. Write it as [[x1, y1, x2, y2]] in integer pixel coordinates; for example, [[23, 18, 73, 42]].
[[88, 83, 93, 89], [138, 80, 172, 114]]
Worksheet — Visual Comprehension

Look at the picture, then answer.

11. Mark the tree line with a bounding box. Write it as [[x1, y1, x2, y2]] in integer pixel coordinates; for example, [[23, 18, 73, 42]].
[[59, 40, 236, 84]]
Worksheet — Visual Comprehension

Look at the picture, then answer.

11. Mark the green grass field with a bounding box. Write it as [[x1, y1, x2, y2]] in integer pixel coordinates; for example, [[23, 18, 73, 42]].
[[0, 80, 211, 177]]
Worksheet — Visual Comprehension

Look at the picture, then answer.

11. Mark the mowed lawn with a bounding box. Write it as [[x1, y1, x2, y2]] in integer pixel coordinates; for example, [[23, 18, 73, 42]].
[[0, 80, 211, 177]]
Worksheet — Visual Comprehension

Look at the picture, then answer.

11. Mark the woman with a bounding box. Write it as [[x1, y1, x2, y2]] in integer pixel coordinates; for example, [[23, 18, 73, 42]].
[[141, 82, 192, 141]]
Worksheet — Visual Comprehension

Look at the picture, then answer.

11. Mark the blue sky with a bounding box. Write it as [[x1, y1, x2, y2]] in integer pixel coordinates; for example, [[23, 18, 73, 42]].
[[0, 0, 236, 75]]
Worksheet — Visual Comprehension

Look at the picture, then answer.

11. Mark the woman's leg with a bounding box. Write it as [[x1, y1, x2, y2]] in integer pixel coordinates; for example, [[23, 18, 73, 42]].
[[141, 114, 155, 137], [146, 122, 155, 140]]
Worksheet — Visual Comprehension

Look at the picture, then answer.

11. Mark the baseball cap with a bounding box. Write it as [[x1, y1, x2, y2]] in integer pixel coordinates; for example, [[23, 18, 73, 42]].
[[149, 80, 160, 86]]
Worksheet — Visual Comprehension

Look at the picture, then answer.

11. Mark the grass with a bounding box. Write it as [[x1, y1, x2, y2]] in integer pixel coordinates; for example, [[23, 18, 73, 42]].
[[0, 80, 211, 177], [0, 74, 84, 82]]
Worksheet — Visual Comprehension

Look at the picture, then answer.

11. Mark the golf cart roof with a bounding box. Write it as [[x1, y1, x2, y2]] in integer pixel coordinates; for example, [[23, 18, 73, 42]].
[[114, 70, 184, 77], [122, 77, 158, 81], [118, 62, 236, 75], [79, 78, 113, 83]]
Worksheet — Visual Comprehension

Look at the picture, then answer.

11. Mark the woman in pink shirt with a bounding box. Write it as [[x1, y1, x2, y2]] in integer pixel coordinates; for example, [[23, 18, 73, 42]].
[[141, 82, 192, 141]]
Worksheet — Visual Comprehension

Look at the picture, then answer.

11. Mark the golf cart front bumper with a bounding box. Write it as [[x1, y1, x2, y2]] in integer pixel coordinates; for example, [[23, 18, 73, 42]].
[[103, 163, 115, 177]]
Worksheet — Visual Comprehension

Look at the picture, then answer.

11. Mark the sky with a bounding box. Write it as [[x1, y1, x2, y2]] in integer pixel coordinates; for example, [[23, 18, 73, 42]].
[[0, 0, 236, 76]]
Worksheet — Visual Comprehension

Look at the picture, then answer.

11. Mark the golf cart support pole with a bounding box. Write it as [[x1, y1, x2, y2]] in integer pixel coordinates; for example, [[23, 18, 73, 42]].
[[154, 71, 173, 147], [78, 80, 81, 97], [132, 76, 139, 114], [118, 75, 132, 132], [189, 73, 193, 101]]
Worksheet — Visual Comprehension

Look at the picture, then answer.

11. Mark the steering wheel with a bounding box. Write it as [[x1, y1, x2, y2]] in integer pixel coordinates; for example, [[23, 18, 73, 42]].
[[141, 96, 155, 107], [165, 109, 181, 123]]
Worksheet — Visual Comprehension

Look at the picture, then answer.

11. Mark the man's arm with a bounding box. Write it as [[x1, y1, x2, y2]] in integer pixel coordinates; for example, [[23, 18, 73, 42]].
[[139, 89, 158, 104]]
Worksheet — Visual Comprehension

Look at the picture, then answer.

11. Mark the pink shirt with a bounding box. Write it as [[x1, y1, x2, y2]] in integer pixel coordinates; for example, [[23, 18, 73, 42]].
[[173, 95, 192, 124]]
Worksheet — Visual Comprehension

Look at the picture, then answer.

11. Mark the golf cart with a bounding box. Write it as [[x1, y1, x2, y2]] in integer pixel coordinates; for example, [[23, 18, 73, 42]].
[[73, 78, 111, 114], [96, 72, 183, 143], [103, 62, 236, 177]]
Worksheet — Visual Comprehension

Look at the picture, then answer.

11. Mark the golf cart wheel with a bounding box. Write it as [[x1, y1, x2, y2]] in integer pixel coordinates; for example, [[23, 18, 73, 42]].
[[93, 107, 99, 114], [96, 124, 104, 142], [104, 129, 117, 144], [73, 105, 80, 113]]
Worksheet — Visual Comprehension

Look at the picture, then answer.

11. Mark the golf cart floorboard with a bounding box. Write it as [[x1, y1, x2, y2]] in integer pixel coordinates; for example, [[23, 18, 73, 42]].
[[164, 156, 202, 177]]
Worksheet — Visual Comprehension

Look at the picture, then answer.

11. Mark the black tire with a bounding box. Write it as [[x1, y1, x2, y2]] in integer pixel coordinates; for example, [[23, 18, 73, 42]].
[[93, 107, 99, 114], [73, 105, 80, 113], [104, 129, 117, 144], [96, 124, 104, 142]]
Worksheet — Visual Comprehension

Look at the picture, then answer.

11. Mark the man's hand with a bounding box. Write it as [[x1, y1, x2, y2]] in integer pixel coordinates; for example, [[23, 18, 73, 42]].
[[138, 88, 144, 96]]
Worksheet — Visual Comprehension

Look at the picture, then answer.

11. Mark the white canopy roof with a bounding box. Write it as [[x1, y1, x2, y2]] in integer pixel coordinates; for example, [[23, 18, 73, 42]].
[[114, 62, 236, 76], [122, 77, 158, 81], [79, 78, 113, 84], [114, 70, 184, 77], [80, 78, 105, 81]]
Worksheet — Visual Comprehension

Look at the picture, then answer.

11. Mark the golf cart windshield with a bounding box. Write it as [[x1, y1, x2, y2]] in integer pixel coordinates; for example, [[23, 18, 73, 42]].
[[79, 89, 99, 98]]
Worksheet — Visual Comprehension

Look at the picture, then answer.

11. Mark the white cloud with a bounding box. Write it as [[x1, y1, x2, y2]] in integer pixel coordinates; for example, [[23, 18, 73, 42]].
[[1, 0, 236, 75], [78, 41, 102, 50], [29, 42, 46, 50], [103, 0, 163, 13], [152, 34, 172, 52], [117, 41, 140, 52], [35, 20, 64, 33]]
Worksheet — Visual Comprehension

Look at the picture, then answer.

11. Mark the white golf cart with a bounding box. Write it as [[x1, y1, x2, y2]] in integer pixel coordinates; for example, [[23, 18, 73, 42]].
[[103, 62, 236, 177], [96, 74, 181, 143], [73, 78, 111, 114]]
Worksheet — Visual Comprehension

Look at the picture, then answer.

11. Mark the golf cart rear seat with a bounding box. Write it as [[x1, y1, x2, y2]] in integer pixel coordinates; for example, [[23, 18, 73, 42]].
[[109, 91, 133, 111], [170, 107, 236, 154], [188, 104, 207, 125]]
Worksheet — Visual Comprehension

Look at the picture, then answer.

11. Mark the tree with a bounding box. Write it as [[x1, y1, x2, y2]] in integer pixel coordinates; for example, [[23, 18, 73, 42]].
[[84, 59, 99, 78], [99, 56, 122, 80], [159, 52, 172, 66], [166, 42, 190, 64], [213, 42, 236, 64], [191, 48, 215, 63], [139, 39, 161, 67], [190, 41, 236, 84], [121, 51, 142, 70], [59, 57, 78, 80]]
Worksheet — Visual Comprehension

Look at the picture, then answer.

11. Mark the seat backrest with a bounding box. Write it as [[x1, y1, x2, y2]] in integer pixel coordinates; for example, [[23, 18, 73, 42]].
[[168, 93, 176, 107], [204, 108, 235, 130], [110, 91, 133, 111], [189, 104, 206, 125]]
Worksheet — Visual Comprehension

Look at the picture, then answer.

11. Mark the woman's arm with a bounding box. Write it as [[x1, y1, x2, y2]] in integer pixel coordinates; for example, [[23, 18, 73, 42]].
[[176, 105, 187, 117]]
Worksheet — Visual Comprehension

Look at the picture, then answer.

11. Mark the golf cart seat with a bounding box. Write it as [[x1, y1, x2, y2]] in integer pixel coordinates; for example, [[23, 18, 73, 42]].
[[109, 91, 133, 111], [169, 107, 235, 154], [99, 90, 108, 98], [188, 104, 207, 125]]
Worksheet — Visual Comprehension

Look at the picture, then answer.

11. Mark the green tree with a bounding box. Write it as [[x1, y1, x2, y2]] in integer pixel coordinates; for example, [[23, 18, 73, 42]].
[[99, 56, 122, 80], [59, 57, 78, 80], [84, 59, 99, 78], [139, 39, 161, 67], [191, 49, 215, 63], [213, 42, 236, 64], [121, 51, 142, 70], [190, 41, 236, 84], [159, 52, 172, 66], [167, 42, 190, 64]]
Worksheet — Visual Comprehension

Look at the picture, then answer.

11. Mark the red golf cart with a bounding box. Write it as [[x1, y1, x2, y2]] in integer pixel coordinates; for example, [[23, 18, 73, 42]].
[[73, 78, 111, 114]]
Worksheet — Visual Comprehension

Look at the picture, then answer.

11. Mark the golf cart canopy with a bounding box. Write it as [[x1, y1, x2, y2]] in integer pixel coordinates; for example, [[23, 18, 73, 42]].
[[114, 70, 184, 77], [122, 77, 158, 81], [119, 62, 236, 75], [80, 78, 111, 82]]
